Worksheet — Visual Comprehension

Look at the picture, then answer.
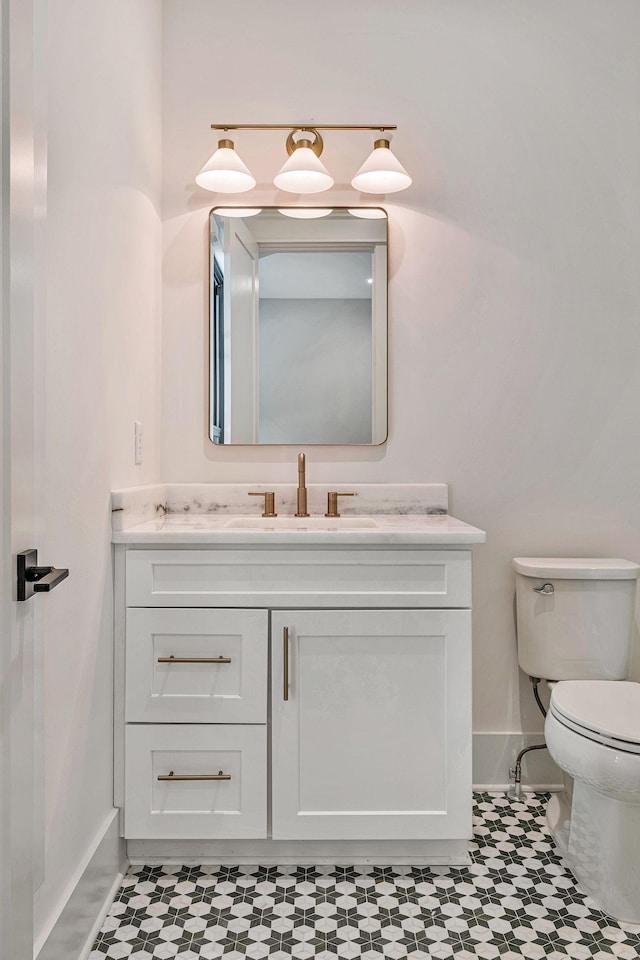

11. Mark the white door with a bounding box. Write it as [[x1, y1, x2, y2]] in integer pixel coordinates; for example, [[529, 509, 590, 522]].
[[1, 0, 44, 955], [271, 609, 472, 841], [224, 217, 259, 442]]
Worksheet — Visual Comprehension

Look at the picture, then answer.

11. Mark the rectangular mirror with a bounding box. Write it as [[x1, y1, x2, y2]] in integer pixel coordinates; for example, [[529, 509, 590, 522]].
[[209, 207, 387, 445]]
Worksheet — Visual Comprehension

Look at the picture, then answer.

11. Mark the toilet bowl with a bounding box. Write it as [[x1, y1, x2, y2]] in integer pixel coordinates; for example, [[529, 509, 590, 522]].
[[513, 557, 640, 923], [545, 680, 640, 922]]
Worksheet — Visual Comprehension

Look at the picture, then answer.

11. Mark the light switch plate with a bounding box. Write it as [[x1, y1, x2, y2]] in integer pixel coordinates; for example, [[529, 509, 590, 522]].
[[134, 421, 143, 465]]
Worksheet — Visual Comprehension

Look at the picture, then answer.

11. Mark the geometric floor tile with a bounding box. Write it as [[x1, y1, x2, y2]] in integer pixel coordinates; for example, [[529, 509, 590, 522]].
[[90, 793, 640, 958]]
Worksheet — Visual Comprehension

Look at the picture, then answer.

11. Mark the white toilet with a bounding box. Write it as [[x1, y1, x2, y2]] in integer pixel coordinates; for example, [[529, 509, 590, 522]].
[[513, 557, 640, 923]]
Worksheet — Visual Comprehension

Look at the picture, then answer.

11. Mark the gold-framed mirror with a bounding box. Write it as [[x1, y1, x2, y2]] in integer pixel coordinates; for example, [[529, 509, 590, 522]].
[[209, 207, 388, 445]]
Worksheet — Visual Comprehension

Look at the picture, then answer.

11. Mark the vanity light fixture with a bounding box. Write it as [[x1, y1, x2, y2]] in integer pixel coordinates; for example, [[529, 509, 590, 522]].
[[351, 139, 412, 194], [196, 125, 411, 196], [274, 130, 333, 194], [195, 138, 256, 193]]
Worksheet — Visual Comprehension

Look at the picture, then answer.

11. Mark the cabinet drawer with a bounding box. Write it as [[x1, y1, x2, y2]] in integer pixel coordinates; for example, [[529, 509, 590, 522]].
[[124, 724, 267, 839], [125, 609, 267, 723], [126, 548, 472, 608]]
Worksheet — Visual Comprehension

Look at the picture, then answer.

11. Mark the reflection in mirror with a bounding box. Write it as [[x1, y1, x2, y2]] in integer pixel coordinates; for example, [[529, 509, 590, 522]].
[[209, 207, 387, 445]]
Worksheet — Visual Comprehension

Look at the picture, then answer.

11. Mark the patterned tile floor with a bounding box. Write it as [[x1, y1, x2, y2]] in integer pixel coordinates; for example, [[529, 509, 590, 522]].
[[90, 793, 640, 959]]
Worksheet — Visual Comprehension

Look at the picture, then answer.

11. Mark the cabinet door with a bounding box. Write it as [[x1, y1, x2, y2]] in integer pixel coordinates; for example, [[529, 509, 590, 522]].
[[271, 609, 471, 840]]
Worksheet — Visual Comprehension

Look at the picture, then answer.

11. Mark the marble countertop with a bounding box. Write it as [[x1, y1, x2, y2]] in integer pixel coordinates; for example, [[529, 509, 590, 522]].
[[112, 512, 486, 545]]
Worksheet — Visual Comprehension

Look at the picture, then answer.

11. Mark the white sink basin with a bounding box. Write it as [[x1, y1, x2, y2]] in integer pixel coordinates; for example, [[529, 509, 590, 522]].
[[224, 516, 380, 531]]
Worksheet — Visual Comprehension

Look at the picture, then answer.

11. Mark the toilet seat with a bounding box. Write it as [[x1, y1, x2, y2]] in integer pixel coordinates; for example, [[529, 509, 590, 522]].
[[545, 706, 640, 804], [551, 680, 640, 754]]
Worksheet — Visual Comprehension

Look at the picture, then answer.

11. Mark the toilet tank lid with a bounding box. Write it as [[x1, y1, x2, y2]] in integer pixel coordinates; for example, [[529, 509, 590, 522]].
[[512, 557, 640, 579]]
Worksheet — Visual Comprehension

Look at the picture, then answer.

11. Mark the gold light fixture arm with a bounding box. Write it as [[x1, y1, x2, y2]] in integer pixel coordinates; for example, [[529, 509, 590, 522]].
[[210, 124, 397, 132], [285, 129, 324, 157]]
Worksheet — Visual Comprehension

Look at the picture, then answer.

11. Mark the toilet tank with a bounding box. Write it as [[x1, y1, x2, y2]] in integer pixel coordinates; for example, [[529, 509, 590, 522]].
[[513, 558, 640, 681]]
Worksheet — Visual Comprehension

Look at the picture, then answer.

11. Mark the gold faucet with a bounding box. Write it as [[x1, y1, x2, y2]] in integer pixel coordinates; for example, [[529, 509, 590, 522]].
[[325, 491, 355, 518], [295, 452, 309, 517]]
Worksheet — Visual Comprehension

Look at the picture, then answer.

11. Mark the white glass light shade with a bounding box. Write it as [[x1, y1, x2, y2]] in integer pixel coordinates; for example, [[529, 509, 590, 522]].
[[274, 146, 333, 194], [215, 207, 262, 218], [347, 207, 387, 219], [195, 140, 256, 193], [277, 208, 333, 219], [351, 141, 412, 194]]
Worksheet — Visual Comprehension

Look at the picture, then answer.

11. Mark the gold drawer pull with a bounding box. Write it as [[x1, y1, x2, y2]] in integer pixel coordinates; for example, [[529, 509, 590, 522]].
[[157, 770, 231, 781], [283, 626, 289, 701], [157, 655, 231, 664]]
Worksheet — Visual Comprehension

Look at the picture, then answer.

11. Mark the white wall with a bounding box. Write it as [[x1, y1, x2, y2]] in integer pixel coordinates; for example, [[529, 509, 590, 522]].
[[34, 0, 162, 944], [161, 0, 640, 742]]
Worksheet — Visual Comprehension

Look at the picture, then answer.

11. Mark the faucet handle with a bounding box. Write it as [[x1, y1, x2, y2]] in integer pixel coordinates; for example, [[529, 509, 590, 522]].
[[248, 491, 277, 517], [325, 492, 355, 518]]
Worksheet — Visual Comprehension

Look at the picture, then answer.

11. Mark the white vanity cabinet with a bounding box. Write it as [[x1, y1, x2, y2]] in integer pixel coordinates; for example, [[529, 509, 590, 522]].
[[116, 537, 480, 861]]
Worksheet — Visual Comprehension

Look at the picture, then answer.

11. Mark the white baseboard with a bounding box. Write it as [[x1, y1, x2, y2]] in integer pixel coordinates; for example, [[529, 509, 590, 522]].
[[127, 837, 470, 866], [472, 732, 562, 791], [35, 808, 127, 960]]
